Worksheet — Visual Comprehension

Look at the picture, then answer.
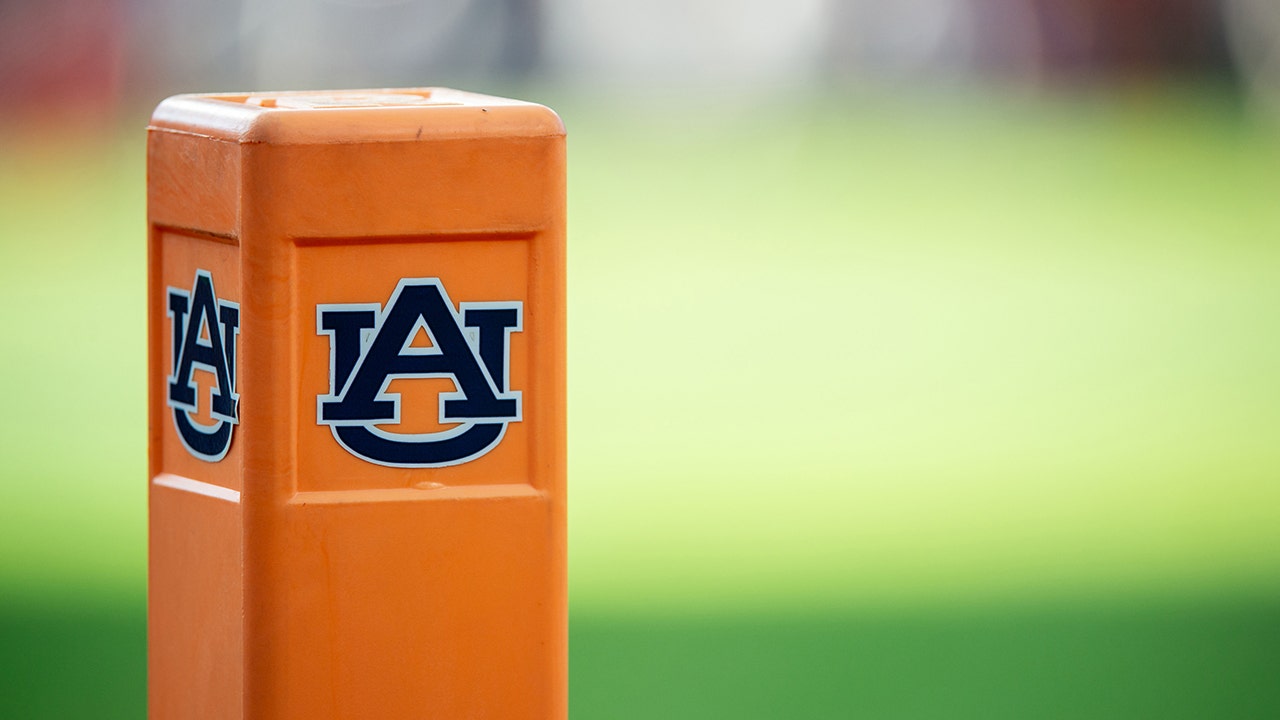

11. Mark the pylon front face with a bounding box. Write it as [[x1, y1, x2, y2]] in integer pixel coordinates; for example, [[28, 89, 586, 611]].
[[148, 89, 566, 719]]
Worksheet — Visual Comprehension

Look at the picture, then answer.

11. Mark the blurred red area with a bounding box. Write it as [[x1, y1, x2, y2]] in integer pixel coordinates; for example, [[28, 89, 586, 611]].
[[1030, 0, 1229, 79], [0, 0, 128, 126]]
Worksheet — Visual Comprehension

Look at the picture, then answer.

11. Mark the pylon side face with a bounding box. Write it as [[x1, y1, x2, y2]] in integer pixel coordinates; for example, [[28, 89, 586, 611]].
[[147, 89, 566, 720]]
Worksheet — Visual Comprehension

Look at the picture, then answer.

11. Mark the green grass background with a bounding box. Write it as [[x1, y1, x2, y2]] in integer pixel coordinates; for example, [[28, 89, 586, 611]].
[[2, 88, 1279, 716]]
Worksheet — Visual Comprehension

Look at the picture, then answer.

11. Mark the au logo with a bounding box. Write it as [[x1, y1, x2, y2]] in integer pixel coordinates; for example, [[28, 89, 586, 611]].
[[317, 278, 522, 467], [167, 270, 240, 461]]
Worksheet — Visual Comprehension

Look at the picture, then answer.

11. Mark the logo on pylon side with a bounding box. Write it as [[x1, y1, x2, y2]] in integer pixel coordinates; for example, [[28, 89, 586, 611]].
[[167, 270, 240, 461], [317, 278, 522, 467]]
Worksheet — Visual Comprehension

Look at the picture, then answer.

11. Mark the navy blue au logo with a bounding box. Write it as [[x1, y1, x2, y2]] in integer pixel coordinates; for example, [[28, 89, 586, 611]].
[[167, 270, 240, 461], [317, 278, 522, 467]]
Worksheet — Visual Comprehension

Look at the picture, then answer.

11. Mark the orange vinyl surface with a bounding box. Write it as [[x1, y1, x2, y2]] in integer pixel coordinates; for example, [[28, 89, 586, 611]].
[[147, 88, 566, 719]]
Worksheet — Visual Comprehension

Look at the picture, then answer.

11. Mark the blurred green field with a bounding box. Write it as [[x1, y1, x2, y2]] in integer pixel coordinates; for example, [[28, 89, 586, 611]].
[[2, 88, 1279, 716]]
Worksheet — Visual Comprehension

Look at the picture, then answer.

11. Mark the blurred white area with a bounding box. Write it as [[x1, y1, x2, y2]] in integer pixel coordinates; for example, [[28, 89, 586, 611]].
[[827, 0, 1047, 82], [131, 0, 541, 92], [241, 0, 489, 89], [829, 0, 983, 80], [544, 0, 827, 89]]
